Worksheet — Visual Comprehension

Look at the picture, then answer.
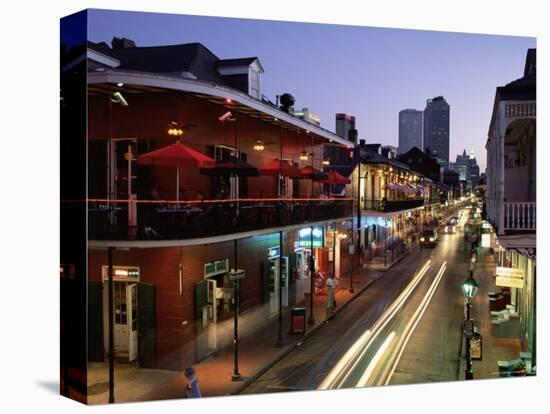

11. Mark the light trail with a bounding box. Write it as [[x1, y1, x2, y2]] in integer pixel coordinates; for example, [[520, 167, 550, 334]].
[[318, 259, 432, 390], [356, 332, 396, 387], [383, 261, 448, 385]]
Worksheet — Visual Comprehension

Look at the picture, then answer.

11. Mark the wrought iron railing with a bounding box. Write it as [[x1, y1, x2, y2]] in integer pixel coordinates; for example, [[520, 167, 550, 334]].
[[86, 197, 353, 240], [362, 198, 424, 213]]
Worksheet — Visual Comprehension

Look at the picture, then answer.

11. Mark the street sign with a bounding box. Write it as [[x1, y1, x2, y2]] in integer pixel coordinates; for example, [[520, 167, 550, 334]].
[[496, 266, 525, 288], [229, 269, 245, 281], [463, 319, 474, 338]]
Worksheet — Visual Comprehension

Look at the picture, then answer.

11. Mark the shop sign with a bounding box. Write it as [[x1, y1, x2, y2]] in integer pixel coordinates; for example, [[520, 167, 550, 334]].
[[229, 269, 245, 281], [204, 259, 229, 278], [102, 265, 140, 281], [267, 246, 280, 259], [297, 226, 324, 248], [495, 266, 525, 288]]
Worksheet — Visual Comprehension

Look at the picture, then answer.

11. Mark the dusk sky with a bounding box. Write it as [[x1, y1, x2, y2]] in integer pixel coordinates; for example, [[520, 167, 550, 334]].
[[88, 9, 536, 171]]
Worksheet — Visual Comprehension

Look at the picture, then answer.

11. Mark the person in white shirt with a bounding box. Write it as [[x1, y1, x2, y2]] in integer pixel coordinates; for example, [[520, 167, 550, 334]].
[[325, 273, 337, 313]]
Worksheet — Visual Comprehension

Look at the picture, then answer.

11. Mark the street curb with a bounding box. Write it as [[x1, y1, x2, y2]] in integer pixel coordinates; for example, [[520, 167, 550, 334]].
[[231, 249, 417, 395]]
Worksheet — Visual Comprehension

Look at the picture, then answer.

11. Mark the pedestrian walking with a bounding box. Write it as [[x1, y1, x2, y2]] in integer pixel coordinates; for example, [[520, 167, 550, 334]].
[[184, 367, 202, 398], [325, 273, 337, 314]]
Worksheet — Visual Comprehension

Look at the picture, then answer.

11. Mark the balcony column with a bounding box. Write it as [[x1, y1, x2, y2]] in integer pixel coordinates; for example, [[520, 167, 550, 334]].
[[498, 124, 506, 235]]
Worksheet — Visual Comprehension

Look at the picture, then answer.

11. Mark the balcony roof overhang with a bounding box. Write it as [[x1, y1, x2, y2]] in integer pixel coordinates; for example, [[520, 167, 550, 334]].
[[87, 69, 351, 148], [87, 214, 353, 249]]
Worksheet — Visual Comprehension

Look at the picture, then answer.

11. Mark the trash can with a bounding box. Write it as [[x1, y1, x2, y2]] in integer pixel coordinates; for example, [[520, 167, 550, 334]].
[[290, 307, 306, 334]]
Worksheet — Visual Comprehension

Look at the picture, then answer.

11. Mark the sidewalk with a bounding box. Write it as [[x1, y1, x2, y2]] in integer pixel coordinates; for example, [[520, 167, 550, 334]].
[[88, 260, 386, 403], [459, 246, 522, 380]]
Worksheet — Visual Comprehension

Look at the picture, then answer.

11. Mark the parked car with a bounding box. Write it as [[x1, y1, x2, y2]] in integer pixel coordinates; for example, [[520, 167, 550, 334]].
[[420, 228, 438, 247]]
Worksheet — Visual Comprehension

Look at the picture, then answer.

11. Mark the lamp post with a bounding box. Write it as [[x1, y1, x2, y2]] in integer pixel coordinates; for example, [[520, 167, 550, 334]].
[[461, 275, 479, 380]]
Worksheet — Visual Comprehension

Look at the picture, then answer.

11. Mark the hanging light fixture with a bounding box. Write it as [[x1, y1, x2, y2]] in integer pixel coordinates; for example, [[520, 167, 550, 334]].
[[253, 140, 265, 151], [323, 158, 330, 166], [167, 121, 184, 137], [300, 150, 309, 161]]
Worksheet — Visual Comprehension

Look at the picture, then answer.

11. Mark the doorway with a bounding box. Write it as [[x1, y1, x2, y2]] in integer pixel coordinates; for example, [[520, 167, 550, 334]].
[[109, 138, 138, 228], [102, 281, 138, 362], [295, 250, 306, 302], [266, 256, 289, 315]]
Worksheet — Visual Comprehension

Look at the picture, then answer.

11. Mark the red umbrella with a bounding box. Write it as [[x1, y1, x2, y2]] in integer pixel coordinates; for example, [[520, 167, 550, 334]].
[[324, 170, 351, 185], [137, 140, 215, 201], [259, 159, 302, 178]]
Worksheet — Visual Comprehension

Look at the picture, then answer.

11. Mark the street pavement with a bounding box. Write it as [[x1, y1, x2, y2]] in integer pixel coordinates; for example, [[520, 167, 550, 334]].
[[242, 213, 472, 394]]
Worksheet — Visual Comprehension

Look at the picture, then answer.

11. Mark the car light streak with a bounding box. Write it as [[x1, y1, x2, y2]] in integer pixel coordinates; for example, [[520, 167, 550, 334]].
[[318, 259, 431, 389], [356, 332, 396, 387], [383, 261, 447, 385], [317, 329, 372, 389]]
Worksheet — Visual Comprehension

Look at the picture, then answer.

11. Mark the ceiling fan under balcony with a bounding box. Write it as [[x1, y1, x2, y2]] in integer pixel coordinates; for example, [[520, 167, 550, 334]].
[[167, 120, 197, 137], [248, 138, 275, 151]]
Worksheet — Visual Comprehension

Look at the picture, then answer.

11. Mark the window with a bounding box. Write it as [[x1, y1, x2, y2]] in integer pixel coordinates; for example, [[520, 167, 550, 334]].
[[249, 68, 260, 99]]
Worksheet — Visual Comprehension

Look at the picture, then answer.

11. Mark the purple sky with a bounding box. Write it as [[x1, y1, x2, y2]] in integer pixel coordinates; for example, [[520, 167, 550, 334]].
[[87, 9, 536, 171]]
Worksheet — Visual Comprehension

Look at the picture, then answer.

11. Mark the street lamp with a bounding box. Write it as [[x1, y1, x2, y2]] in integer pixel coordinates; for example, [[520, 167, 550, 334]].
[[461, 275, 479, 380]]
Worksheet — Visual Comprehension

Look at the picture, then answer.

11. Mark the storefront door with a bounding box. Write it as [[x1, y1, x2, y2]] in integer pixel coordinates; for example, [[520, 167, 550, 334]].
[[268, 258, 280, 315], [103, 281, 138, 362], [295, 251, 305, 301], [206, 278, 218, 351]]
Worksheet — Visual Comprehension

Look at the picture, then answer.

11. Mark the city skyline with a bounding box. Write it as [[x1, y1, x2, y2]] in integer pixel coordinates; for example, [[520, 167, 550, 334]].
[[86, 9, 535, 171]]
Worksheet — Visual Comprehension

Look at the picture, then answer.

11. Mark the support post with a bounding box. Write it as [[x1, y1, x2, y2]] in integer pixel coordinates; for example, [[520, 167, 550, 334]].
[[277, 231, 284, 346], [232, 239, 242, 381], [465, 302, 473, 380], [308, 225, 315, 325], [108, 247, 115, 403]]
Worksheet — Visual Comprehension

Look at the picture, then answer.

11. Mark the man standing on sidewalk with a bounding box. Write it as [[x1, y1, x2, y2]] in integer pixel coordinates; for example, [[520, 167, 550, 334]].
[[326, 273, 337, 315]]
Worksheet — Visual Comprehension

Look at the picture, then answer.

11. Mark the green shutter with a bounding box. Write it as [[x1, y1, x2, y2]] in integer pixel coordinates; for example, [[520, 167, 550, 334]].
[[261, 260, 271, 304], [138, 283, 156, 368], [194, 280, 208, 323]]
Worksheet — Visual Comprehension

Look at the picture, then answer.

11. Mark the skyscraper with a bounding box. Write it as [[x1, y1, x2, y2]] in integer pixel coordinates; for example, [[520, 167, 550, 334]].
[[335, 113, 356, 143], [423, 96, 450, 167], [398, 109, 423, 154]]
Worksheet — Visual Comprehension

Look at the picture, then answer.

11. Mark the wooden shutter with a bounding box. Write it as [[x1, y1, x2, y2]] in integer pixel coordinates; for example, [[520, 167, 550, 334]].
[[137, 283, 156, 368]]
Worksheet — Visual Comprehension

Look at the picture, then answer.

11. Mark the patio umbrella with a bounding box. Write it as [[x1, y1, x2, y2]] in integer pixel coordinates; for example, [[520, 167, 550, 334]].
[[259, 159, 302, 178], [299, 165, 328, 180], [137, 140, 215, 201], [324, 170, 351, 185], [200, 156, 259, 177]]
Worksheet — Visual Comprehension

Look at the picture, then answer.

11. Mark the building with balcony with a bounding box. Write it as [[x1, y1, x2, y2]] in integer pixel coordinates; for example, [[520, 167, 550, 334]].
[[62, 37, 358, 372], [485, 48, 536, 366], [351, 145, 427, 267]]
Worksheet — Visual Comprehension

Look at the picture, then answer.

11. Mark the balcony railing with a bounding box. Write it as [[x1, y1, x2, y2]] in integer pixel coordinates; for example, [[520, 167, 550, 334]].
[[503, 202, 536, 231], [363, 198, 424, 213], [87, 197, 353, 241]]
